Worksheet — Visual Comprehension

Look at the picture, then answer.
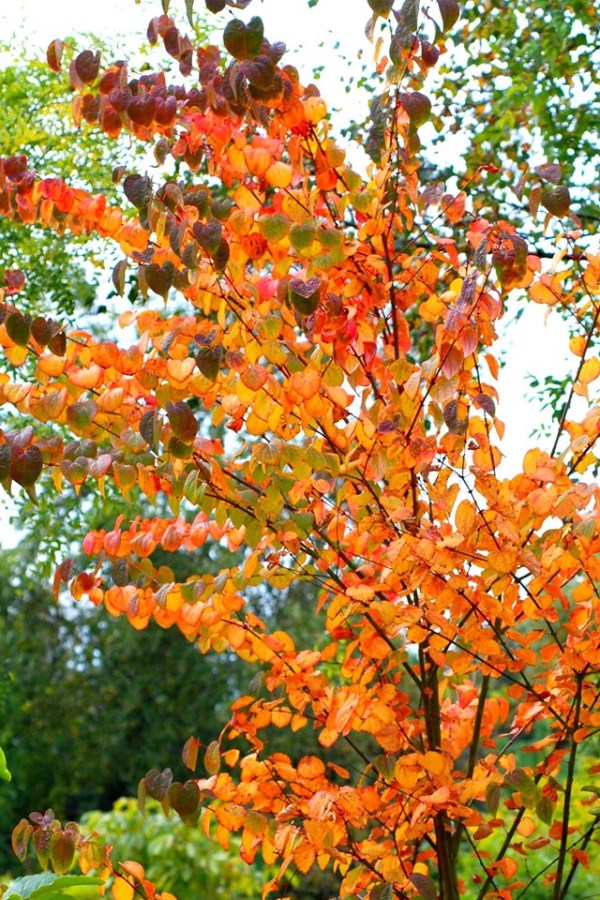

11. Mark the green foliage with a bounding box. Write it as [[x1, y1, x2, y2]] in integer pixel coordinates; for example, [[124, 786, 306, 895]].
[[0, 547, 246, 872], [81, 799, 265, 898], [432, 1, 599, 230], [2, 873, 103, 900], [0, 748, 10, 784]]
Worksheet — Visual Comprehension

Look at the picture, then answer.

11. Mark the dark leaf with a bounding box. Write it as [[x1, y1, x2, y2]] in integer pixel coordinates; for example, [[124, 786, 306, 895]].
[[11, 446, 43, 487], [289, 277, 321, 315], [537, 795, 554, 825], [169, 780, 200, 821], [399, 0, 419, 32], [486, 782, 500, 816], [48, 330, 67, 357], [400, 92, 431, 129], [443, 399, 467, 434], [535, 162, 561, 184], [195, 345, 224, 380], [473, 236, 488, 271], [140, 409, 161, 451], [213, 237, 230, 272], [411, 874, 437, 900], [474, 393, 496, 417], [128, 95, 157, 125], [74, 50, 101, 85], [5, 311, 31, 347], [111, 260, 128, 297], [437, 0, 460, 32], [3, 269, 25, 294], [370, 885, 392, 900], [3, 154, 28, 182], [246, 57, 275, 90], [540, 184, 571, 217], [223, 17, 265, 61], [67, 400, 98, 434], [0, 443, 12, 481], [144, 767, 173, 801], [166, 400, 198, 444], [367, 0, 394, 13], [193, 220, 222, 255], [123, 174, 152, 209], [145, 261, 176, 298], [110, 559, 130, 587]]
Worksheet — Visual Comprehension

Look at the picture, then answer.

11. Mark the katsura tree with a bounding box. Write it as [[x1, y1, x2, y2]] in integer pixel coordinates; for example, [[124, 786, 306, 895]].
[[1, 0, 600, 898]]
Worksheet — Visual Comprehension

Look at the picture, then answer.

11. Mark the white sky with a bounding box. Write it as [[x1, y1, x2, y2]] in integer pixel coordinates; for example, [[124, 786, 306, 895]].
[[0, 0, 573, 550]]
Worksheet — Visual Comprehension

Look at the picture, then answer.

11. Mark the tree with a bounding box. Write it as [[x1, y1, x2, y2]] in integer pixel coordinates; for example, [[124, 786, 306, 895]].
[[2, 1, 600, 898]]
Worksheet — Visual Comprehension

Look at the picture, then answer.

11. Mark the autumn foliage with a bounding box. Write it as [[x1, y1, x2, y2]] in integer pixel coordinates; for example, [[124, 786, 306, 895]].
[[2, 0, 600, 898]]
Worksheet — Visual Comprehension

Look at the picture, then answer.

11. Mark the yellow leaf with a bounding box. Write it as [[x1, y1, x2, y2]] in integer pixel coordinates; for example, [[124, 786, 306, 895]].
[[579, 357, 600, 385], [112, 877, 134, 900]]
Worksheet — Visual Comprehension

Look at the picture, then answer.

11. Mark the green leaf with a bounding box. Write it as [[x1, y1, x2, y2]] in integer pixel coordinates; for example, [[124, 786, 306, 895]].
[[0, 744, 11, 781], [49, 831, 75, 875], [536, 795, 554, 825], [485, 782, 500, 816], [257, 212, 290, 242], [4, 874, 103, 899], [223, 17, 264, 61], [289, 222, 316, 250]]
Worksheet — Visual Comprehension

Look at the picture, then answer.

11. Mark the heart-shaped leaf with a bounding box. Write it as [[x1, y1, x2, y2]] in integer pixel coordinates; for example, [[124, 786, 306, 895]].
[[166, 400, 198, 444], [5, 311, 31, 347], [400, 91, 431, 129], [193, 220, 222, 255], [535, 162, 561, 184], [74, 50, 101, 85], [123, 174, 152, 209], [144, 767, 173, 801], [540, 184, 571, 217], [11, 446, 43, 487], [195, 345, 224, 380], [169, 780, 200, 821], [288, 277, 321, 315], [145, 261, 175, 298], [49, 830, 75, 875], [223, 17, 264, 61]]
